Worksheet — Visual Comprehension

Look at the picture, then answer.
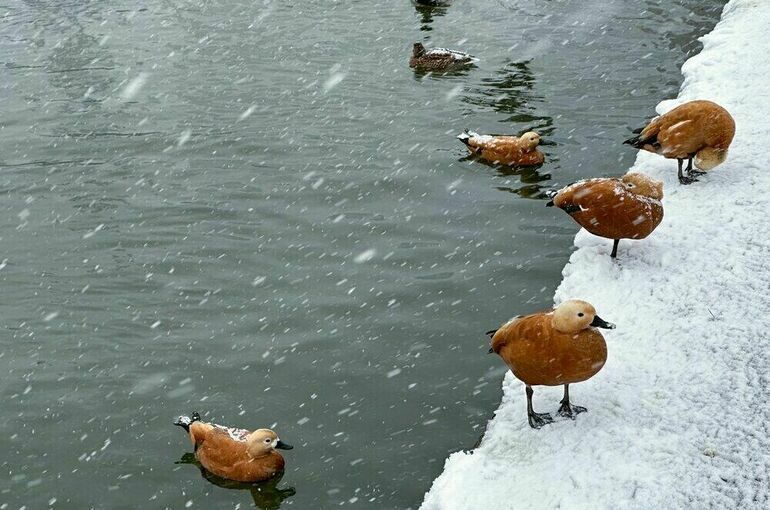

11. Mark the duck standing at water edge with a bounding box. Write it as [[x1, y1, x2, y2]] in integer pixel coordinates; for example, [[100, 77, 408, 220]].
[[487, 300, 615, 429], [624, 100, 735, 184], [457, 130, 545, 166], [174, 412, 293, 483], [410, 42, 477, 71], [547, 172, 664, 258]]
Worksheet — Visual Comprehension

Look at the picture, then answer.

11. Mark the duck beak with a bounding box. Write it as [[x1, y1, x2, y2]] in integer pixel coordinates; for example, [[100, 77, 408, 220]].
[[590, 315, 616, 329], [276, 440, 294, 450]]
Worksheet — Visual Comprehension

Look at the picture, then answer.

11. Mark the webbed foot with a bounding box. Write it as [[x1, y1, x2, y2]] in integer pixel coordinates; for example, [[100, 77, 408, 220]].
[[557, 402, 587, 419], [528, 412, 554, 429]]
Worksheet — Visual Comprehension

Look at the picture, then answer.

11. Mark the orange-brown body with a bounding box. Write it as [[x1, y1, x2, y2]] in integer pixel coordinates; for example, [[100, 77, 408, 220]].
[[188, 422, 285, 483], [628, 100, 735, 172], [552, 176, 663, 241], [460, 133, 544, 166], [491, 312, 607, 386]]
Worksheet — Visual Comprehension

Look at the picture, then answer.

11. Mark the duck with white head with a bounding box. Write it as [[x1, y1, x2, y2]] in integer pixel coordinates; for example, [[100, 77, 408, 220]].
[[488, 299, 615, 429]]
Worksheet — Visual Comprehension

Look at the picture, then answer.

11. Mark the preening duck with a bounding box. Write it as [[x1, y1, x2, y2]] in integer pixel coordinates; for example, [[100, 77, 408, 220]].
[[547, 172, 664, 258], [174, 412, 293, 483], [410, 42, 477, 71], [487, 300, 615, 429], [458, 130, 545, 166], [624, 100, 735, 184]]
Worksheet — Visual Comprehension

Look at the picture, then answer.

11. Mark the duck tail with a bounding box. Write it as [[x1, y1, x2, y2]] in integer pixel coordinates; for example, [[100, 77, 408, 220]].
[[623, 132, 654, 149], [545, 189, 558, 207], [174, 411, 201, 433], [457, 130, 481, 146]]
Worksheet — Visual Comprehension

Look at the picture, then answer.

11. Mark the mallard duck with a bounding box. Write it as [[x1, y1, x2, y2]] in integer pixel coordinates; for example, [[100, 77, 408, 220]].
[[410, 42, 476, 71], [488, 300, 615, 429], [547, 173, 664, 258], [624, 100, 735, 184]]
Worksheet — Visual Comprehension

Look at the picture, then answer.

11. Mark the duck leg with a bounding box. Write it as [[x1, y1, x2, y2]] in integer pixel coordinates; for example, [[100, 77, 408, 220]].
[[678, 158, 698, 185], [557, 384, 587, 419], [687, 158, 707, 177], [526, 385, 553, 429], [610, 239, 620, 258]]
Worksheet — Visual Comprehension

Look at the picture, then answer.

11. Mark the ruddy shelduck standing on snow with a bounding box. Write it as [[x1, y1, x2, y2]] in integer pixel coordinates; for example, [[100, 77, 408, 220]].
[[624, 100, 735, 184], [547, 172, 664, 258], [487, 300, 615, 429], [457, 130, 545, 166], [174, 412, 293, 483]]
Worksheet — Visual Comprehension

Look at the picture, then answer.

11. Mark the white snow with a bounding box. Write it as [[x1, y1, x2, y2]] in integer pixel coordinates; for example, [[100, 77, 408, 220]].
[[420, 1, 770, 508]]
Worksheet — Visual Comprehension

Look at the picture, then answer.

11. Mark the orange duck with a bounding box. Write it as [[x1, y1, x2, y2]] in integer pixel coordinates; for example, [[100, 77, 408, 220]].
[[457, 130, 544, 166], [174, 412, 293, 483], [547, 172, 664, 258], [624, 100, 735, 184], [488, 299, 615, 429]]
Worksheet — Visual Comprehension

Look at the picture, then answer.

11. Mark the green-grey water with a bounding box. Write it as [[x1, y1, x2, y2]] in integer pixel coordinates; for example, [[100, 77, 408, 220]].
[[1, 1, 723, 508]]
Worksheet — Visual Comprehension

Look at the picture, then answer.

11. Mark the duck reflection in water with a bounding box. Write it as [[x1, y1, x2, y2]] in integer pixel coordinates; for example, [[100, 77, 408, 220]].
[[460, 153, 552, 199], [412, 0, 451, 31], [176, 453, 296, 510]]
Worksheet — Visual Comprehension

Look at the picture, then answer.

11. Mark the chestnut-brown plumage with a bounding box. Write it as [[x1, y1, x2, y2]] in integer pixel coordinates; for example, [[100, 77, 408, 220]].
[[549, 173, 664, 258], [409, 43, 476, 71], [488, 300, 615, 429], [624, 100, 735, 184], [174, 413, 293, 483], [458, 130, 544, 166]]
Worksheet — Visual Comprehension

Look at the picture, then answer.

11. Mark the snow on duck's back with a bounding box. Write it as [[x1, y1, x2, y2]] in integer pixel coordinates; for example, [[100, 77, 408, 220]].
[[410, 42, 477, 71]]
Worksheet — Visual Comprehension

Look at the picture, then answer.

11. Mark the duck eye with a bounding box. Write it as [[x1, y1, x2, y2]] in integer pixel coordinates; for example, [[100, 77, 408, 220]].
[[577, 312, 584, 317], [265, 438, 271, 443]]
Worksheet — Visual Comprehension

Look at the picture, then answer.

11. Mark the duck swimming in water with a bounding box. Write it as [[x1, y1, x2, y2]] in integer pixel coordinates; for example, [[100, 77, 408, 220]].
[[174, 412, 293, 483], [547, 172, 664, 258], [458, 130, 545, 166], [624, 100, 735, 184], [488, 300, 615, 429], [409, 42, 476, 71]]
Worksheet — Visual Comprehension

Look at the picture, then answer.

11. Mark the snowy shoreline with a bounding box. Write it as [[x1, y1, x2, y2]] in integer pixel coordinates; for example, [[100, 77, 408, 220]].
[[421, 1, 770, 508]]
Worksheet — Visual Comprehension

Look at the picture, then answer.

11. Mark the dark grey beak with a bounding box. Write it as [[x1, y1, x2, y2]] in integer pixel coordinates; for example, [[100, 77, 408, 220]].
[[590, 315, 616, 329], [276, 440, 294, 450]]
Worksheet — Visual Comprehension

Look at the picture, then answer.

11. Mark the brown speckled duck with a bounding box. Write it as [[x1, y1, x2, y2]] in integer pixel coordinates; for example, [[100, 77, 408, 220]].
[[409, 42, 476, 71], [458, 130, 545, 166], [547, 172, 664, 258], [488, 300, 615, 429], [624, 100, 735, 184], [174, 412, 293, 483]]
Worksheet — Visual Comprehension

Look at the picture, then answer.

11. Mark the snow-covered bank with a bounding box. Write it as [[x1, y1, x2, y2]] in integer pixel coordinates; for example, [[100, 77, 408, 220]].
[[421, 1, 770, 508]]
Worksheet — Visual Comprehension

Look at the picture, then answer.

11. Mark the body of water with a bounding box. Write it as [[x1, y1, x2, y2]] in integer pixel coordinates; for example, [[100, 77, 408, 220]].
[[1, 1, 723, 508]]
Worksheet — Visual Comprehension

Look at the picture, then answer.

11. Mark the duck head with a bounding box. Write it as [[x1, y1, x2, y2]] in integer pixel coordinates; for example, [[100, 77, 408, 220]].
[[519, 131, 541, 151], [246, 429, 294, 458], [412, 42, 426, 57], [621, 173, 664, 200], [552, 299, 615, 333], [694, 147, 728, 171]]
